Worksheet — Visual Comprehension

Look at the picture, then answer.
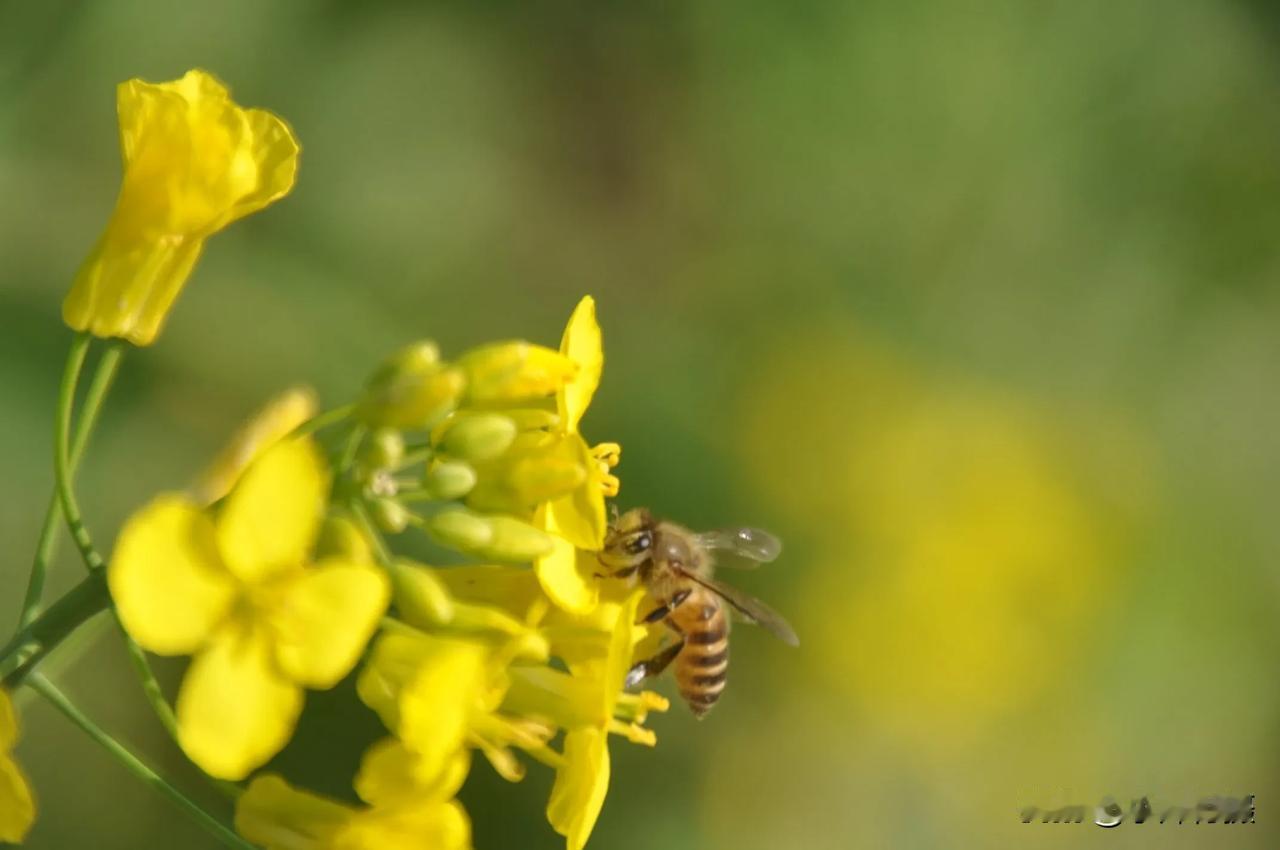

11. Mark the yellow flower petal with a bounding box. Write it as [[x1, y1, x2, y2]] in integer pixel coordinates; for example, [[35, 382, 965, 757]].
[[177, 625, 304, 780], [109, 495, 236, 655], [397, 640, 491, 779], [545, 436, 609, 552], [216, 438, 328, 584], [547, 727, 610, 850], [0, 756, 35, 845], [194, 386, 319, 505], [558, 296, 603, 432], [0, 691, 34, 845], [535, 507, 600, 615], [354, 739, 469, 808], [336, 800, 471, 850], [272, 562, 390, 689], [235, 774, 351, 850], [64, 69, 300, 346], [0, 689, 15, 752]]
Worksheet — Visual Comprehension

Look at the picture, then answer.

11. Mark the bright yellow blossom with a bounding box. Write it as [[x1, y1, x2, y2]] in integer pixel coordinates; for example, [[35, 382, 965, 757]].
[[109, 438, 389, 779], [63, 69, 300, 346], [0, 690, 35, 844], [358, 630, 558, 784], [535, 296, 622, 614], [502, 591, 668, 850], [236, 741, 471, 850], [193, 386, 318, 504]]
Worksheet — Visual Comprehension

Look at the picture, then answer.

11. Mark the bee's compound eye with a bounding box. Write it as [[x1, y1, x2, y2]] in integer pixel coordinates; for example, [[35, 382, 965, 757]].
[[625, 532, 653, 555]]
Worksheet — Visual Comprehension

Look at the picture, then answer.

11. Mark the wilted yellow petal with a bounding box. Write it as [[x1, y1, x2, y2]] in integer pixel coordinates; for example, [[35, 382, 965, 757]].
[[64, 69, 300, 346], [534, 507, 599, 615], [235, 774, 351, 850], [558, 296, 603, 432], [546, 727, 610, 850], [216, 438, 328, 584], [177, 625, 303, 780], [272, 563, 390, 689], [109, 495, 237, 655], [194, 386, 318, 505]]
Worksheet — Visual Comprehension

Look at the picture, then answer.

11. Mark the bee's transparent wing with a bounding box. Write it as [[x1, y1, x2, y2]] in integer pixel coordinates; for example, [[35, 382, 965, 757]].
[[682, 572, 799, 647], [694, 527, 782, 568]]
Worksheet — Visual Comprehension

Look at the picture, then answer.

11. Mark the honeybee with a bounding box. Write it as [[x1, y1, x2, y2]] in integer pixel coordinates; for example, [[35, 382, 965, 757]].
[[600, 508, 799, 718]]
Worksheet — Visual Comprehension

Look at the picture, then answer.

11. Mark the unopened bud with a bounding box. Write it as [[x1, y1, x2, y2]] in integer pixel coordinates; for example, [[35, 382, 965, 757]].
[[438, 413, 518, 462], [484, 515, 556, 561], [314, 513, 374, 564], [425, 509, 554, 562], [371, 498, 410, 534], [423, 459, 477, 500], [390, 561, 455, 626], [363, 427, 405, 470], [426, 509, 494, 552], [358, 341, 464, 428], [458, 341, 576, 404]]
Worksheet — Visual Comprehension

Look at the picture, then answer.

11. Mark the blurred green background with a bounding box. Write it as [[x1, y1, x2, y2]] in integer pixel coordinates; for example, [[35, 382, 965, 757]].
[[4, 0, 1280, 847]]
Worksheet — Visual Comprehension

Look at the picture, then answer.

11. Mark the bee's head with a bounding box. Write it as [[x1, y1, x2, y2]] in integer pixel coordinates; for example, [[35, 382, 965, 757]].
[[600, 507, 655, 573]]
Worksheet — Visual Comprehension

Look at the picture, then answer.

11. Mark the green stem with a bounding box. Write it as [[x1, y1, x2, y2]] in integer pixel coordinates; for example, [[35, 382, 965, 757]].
[[1, 573, 110, 686], [26, 674, 254, 850], [19, 342, 124, 627], [290, 403, 355, 438], [52, 332, 104, 571], [337, 423, 367, 473], [47, 335, 183, 755], [349, 498, 392, 565]]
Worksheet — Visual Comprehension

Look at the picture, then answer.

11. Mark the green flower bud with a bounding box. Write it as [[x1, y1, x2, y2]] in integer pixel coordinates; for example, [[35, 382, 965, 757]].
[[467, 453, 586, 513], [425, 509, 554, 562], [423, 459, 477, 500], [358, 341, 465, 428], [483, 515, 555, 561], [457, 341, 576, 404], [371, 498, 410, 534], [500, 408, 562, 432], [390, 560, 455, 627], [426, 509, 494, 552], [314, 513, 374, 564], [363, 427, 405, 470], [438, 413, 518, 462]]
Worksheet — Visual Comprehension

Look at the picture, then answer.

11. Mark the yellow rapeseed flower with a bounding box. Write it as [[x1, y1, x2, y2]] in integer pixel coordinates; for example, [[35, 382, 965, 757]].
[[502, 591, 668, 850], [0, 689, 36, 844], [63, 69, 300, 346], [358, 630, 558, 784], [535, 296, 621, 614], [236, 741, 471, 850], [109, 438, 389, 779]]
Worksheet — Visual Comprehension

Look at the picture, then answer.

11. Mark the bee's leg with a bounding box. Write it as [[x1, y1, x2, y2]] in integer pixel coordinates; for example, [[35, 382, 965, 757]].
[[625, 638, 685, 688], [639, 589, 691, 624]]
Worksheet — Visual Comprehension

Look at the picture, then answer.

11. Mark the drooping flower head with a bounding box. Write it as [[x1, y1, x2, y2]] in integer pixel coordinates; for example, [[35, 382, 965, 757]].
[[63, 69, 300, 346]]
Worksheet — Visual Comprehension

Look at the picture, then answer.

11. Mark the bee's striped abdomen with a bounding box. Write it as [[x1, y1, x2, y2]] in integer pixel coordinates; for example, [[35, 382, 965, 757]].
[[672, 589, 729, 718]]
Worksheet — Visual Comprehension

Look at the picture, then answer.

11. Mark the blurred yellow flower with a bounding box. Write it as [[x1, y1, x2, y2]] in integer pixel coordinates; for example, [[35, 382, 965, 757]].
[[63, 68, 300, 346], [0, 689, 35, 844], [109, 438, 389, 779], [536, 296, 621, 614], [193, 386, 318, 504], [742, 333, 1142, 751], [236, 743, 471, 850]]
